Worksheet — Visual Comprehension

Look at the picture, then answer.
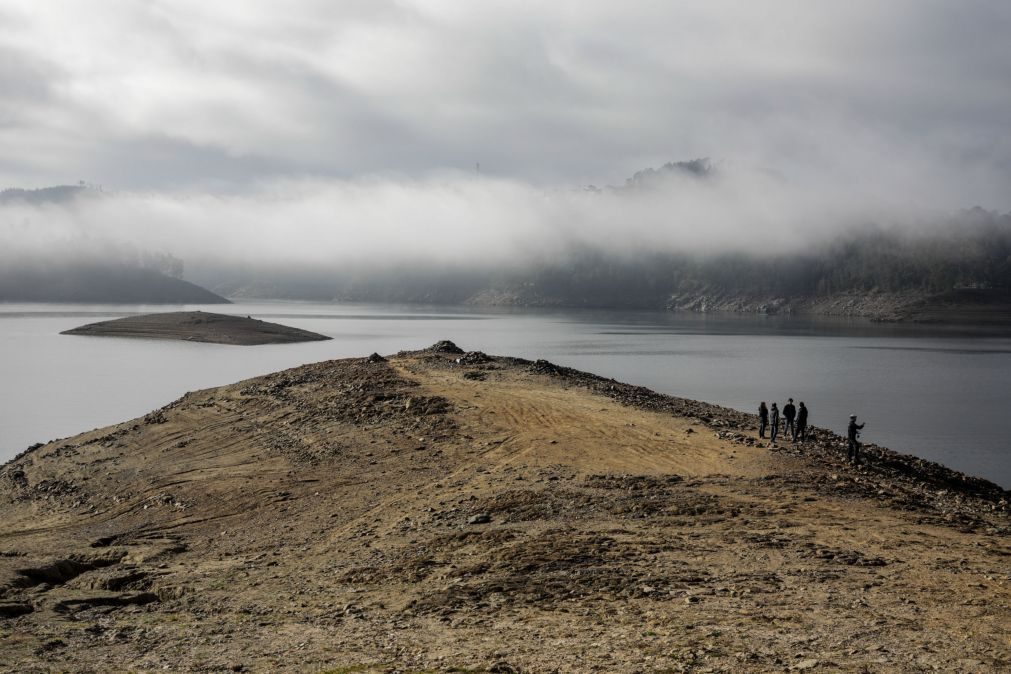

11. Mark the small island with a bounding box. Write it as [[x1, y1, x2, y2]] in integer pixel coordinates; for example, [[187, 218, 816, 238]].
[[61, 311, 331, 345]]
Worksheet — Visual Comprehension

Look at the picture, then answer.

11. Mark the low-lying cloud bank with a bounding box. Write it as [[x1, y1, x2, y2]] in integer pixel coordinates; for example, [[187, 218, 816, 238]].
[[3, 162, 1003, 283]]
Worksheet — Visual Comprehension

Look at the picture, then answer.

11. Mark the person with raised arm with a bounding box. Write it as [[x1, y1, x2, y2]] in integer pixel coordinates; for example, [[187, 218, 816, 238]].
[[847, 414, 866, 465]]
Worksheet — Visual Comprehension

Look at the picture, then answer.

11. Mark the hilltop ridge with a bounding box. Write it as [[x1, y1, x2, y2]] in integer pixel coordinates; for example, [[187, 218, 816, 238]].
[[0, 344, 1008, 672]]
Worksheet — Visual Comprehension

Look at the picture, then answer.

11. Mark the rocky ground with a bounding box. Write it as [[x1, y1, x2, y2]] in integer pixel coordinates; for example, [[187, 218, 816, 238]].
[[61, 311, 331, 345], [0, 342, 1008, 673]]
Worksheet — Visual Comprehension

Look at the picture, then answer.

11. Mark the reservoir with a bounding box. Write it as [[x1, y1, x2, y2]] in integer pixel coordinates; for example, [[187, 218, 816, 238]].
[[2, 302, 1009, 489]]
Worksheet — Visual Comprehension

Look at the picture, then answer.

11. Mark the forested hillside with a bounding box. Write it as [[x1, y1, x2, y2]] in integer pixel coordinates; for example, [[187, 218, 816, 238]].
[[0, 184, 89, 205], [0, 262, 229, 304], [211, 206, 1011, 322]]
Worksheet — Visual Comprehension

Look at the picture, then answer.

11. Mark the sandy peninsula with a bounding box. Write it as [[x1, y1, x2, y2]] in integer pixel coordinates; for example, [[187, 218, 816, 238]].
[[61, 311, 331, 346], [0, 342, 1008, 672]]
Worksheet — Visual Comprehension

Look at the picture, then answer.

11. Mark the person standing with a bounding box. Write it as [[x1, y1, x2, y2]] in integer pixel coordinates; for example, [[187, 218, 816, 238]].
[[770, 402, 780, 443], [847, 414, 865, 465], [783, 398, 797, 441], [758, 402, 769, 438], [796, 402, 808, 442]]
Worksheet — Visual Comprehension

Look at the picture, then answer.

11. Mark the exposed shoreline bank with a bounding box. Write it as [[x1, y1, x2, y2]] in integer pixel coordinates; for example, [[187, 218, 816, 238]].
[[461, 288, 1011, 326]]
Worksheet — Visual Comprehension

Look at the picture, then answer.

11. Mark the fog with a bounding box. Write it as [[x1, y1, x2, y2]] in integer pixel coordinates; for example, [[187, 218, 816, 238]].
[[2, 2, 1010, 278], [1, 162, 999, 279]]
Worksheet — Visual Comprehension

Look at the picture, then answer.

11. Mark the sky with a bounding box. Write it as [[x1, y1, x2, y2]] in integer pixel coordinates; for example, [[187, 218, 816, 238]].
[[1, 1, 1010, 267]]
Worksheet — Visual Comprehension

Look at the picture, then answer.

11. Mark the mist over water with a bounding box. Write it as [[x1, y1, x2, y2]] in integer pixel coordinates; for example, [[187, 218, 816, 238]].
[[2, 302, 1009, 490], [2, 168, 1007, 297]]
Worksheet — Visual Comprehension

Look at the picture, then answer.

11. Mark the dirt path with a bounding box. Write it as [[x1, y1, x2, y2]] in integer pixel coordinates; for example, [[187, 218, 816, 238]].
[[398, 362, 773, 478]]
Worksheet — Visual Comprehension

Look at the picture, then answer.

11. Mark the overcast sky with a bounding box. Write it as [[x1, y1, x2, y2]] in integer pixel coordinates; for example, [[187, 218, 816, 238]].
[[1, 1, 1009, 200], [1, 1, 1010, 273]]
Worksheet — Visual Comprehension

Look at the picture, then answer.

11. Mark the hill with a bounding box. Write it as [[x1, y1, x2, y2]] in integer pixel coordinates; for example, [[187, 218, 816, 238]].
[[1, 184, 228, 305], [61, 311, 331, 345], [0, 345, 1008, 672], [0, 263, 229, 304]]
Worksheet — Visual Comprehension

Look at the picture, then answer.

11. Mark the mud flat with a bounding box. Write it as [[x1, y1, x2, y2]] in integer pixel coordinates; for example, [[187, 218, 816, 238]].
[[1, 342, 1008, 672], [61, 311, 331, 345]]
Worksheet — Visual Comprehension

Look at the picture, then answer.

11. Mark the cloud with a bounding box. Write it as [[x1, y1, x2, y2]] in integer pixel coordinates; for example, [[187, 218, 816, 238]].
[[1, 162, 989, 284], [0, 1, 1008, 204]]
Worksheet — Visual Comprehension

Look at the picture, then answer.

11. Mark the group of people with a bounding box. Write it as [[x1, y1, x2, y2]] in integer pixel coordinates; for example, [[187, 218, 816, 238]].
[[758, 399, 868, 465], [758, 398, 808, 443]]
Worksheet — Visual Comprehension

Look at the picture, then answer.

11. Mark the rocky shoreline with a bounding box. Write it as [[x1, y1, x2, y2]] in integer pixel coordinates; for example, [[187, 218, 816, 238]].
[[457, 287, 1011, 327], [664, 287, 1011, 325], [509, 352, 1009, 524]]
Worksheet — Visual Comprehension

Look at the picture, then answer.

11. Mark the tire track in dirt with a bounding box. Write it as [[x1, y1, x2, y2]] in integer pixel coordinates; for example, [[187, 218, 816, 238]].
[[402, 363, 771, 478]]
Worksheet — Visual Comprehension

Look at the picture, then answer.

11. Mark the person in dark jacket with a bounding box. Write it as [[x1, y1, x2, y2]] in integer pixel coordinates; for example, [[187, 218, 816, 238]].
[[795, 402, 808, 442], [783, 398, 797, 441], [847, 414, 865, 465], [758, 402, 769, 438], [770, 403, 780, 443]]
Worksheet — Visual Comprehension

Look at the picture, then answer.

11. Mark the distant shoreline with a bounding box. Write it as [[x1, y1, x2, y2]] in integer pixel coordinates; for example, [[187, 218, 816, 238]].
[[211, 287, 1011, 328]]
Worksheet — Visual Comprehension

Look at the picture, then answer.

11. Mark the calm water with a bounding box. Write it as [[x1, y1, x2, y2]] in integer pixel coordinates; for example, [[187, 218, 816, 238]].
[[1, 302, 1009, 489]]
